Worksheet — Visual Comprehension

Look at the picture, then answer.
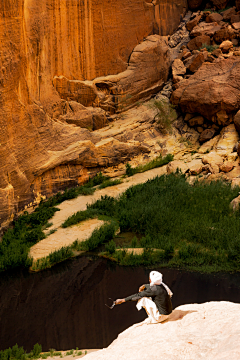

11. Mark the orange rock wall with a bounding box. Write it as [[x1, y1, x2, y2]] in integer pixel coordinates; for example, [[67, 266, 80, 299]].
[[0, 0, 187, 226]]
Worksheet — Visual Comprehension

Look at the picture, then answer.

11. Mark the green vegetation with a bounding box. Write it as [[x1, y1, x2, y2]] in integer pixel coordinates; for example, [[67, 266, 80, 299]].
[[125, 154, 174, 176], [0, 343, 42, 360], [99, 179, 122, 189], [0, 172, 109, 272], [31, 246, 74, 271], [105, 239, 116, 254], [65, 173, 240, 272], [151, 98, 177, 134], [200, 43, 219, 53]]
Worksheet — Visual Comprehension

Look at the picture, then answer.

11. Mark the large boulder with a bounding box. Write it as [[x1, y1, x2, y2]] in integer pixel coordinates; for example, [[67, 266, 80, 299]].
[[191, 22, 221, 37], [171, 57, 240, 122], [187, 35, 211, 51]]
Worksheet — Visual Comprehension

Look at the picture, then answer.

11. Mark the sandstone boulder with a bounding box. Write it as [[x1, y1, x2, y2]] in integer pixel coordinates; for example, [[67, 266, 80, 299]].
[[188, 159, 203, 174], [188, 115, 204, 126], [191, 22, 221, 37], [233, 110, 240, 133], [199, 128, 216, 143], [222, 7, 236, 21], [215, 124, 239, 156], [202, 151, 224, 167], [232, 22, 240, 30], [231, 14, 240, 24], [172, 59, 186, 76], [187, 35, 211, 50], [187, 0, 203, 10], [167, 160, 189, 174], [206, 12, 223, 23], [220, 161, 235, 172], [230, 194, 240, 210], [198, 135, 221, 153], [211, 0, 230, 9], [186, 14, 202, 31], [214, 26, 236, 43], [184, 52, 205, 72], [171, 57, 240, 122], [219, 40, 233, 53]]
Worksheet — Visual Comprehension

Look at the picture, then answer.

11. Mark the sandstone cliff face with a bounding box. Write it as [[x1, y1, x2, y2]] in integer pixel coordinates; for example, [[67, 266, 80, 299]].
[[0, 0, 187, 226]]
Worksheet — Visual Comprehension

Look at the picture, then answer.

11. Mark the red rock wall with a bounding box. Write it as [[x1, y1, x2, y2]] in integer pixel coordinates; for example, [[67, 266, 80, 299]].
[[0, 0, 187, 226]]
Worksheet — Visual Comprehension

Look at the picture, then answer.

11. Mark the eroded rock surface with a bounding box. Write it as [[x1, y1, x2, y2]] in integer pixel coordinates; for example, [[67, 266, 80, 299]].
[[84, 302, 240, 360]]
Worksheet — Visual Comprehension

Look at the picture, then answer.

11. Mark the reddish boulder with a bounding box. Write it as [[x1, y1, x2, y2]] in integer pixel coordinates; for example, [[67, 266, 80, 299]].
[[187, 0, 204, 10], [186, 14, 202, 31], [171, 57, 240, 122], [232, 22, 240, 30], [187, 35, 211, 50], [233, 110, 240, 133], [231, 14, 240, 24], [219, 40, 233, 53], [191, 22, 221, 37], [214, 27, 236, 43], [206, 13, 223, 23], [211, 0, 230, 10], [199, 128, 216, 143], [222, 7, 236, 21], [184, 52, 205, 72]]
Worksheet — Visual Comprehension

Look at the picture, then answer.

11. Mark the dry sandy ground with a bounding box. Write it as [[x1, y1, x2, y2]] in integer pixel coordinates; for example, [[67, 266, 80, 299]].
[[30, 166, 167, 260]]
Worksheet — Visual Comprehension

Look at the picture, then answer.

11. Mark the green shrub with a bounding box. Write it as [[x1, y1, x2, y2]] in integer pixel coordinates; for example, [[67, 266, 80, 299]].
[[105, 240, 116, 254], [77, 222, 116, 251], [200, 43, 219, 53], [99, 179, 122, 189], [153, 99, 177, 134], [131, 236, 138, 248], [125, 154, 174, 177]]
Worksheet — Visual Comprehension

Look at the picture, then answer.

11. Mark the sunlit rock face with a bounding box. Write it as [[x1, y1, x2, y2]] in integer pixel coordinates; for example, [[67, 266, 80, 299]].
[[0, 0, 187, 226]]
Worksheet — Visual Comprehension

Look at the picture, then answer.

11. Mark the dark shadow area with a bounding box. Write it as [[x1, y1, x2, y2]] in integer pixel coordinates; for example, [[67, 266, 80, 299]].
[[0, 256, 240, 352]]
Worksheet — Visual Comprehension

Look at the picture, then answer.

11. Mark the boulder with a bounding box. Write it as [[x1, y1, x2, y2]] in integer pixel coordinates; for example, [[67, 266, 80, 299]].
[[167, 160, 189, 174], [205, 13, 223, 23], [211, 0, 230, 9], [186, 14, 202, 31], [219, 40, 233, 53], [199, 128, 216, 143], [214, 27, 236, 43], [215, 124, 239, 156], [187, 0, 204, 10], [222, 7, 236, 21], [232, 22, 240, 30], [171, 57, 240, 122], [231, 14, 240, 24], [188, 159, 203, 174], [172, 59, 186, 76], [202, 151, 224, 167], [187, 35, 211, 51], [198, 135, 221, 154], [233, 110, 240, 133], [230, 195, 240, 211], [191, 22, 221, 37], [220, 161, 235, 172], [184, 52, 205, 72], [189, 115, 205, 126]]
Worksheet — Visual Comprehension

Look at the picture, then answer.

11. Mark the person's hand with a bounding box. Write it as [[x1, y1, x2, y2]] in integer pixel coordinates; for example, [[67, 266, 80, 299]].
[[139, 285, 145, 292], [115, 299, 125, 305]]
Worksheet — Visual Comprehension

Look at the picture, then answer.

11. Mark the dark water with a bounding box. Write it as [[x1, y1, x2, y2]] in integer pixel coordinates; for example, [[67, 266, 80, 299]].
[[0, 256, 240, 351]]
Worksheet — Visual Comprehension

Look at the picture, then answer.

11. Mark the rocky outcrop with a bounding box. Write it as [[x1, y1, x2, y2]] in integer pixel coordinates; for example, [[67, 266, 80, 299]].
[[0, 0, 187, 226], [84, 302, 240, 360], [171, 57, 240, 123]]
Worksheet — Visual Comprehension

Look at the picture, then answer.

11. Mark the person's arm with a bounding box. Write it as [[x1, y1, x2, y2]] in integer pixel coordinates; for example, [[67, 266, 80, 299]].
[[116, 285, 157, 304]]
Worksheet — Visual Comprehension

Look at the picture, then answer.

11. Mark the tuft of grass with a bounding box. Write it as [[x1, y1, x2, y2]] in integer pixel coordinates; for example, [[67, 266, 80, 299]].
[[125, 153, 174, 177], [152, 98, 177, 134], [200, 43, 219, 53], [31, 247, 74, 271], [98, 179, 122, 189], [0, 343, 42, 360]]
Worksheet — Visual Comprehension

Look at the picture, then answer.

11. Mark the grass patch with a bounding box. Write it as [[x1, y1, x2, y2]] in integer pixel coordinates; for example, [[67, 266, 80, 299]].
[[0, 173, 109, 272], [31, 246, 74, 271], [125, 153, 173, 176], [98, 179, 122, 189], [200, 43, 219, 53], [150, 98, 177, 134], [75, 173, 240, 272], [0, 343, 42, 360]]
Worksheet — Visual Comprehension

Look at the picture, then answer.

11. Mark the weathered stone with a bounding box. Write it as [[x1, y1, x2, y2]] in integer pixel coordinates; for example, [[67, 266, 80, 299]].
[[187, 35, 211, 51], [172, 59, 186, 76], [198, 135, 221, 154], [228, 152, 238, 162], [230, 194, 240, 210], [199, 128, 216, 143], [167, 160, 189, 174], [185, 52, 205, 72], [187, 0, 204, 10], [202, 151, 224, 167], [197, 126, 203, 132], [232, 22, 240, 30], [188, 159, 203, 174], [211, 0, 230, 10], [191, 22, 221, 37], [182, 51, 192, 60], [220, 161, 235, 172], [214, 27, 236, 43], [206, 13, 223, 23], [231, 14, 240, 24], [215, 124, 239, 156], [222, 7, 236, 21], [189, 116, 205, 127], [219, 40, 233, 53], [171, 58, 240, 122], [234, 110, 240, 134], [186, 14, 202, 31], [211, 48, 222, 57]]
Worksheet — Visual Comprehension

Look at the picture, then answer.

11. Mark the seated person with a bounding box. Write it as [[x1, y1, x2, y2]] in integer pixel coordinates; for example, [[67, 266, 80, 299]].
[[115, 271, 173, 324]]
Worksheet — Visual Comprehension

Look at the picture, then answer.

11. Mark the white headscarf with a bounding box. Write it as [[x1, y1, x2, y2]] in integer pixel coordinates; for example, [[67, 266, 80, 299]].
[[149, 271, 173, 298]]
